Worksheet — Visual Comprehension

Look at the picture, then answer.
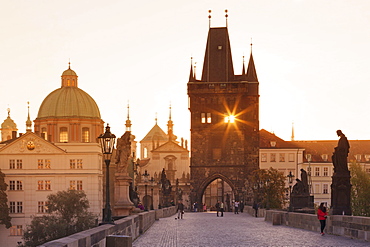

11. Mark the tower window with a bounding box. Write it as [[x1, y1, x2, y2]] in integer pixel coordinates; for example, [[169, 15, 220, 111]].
[[82, 127, 90, 142], [59, 127, 68, 142], [143, 147, 148, 158], [41, 128, 47, 140]]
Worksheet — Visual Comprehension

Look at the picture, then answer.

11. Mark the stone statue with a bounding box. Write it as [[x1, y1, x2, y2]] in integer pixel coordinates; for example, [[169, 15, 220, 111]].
[[300, 168, 309, 194], [332, 130, 350, 174], [115, 132, 131, 174], [292, 179, 305, 195], [160, 168, 172, 195]]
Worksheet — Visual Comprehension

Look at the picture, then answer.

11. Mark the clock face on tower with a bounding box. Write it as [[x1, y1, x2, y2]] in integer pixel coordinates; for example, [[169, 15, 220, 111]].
[[27, 141, 35, 150]]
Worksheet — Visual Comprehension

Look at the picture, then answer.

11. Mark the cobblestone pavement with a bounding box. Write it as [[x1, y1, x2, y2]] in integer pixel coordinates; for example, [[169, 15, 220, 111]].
[[133, 211, 369, 247]]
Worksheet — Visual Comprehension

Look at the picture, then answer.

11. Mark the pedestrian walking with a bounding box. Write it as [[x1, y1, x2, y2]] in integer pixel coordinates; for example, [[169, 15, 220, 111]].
[[215, 201, 220, 217], [220, 201, 224, 217], [176, 200, 185, 219], [252, 201, 258, 217], [234, 200, 239, 214], [317, 202, 328, 235], [240, 201, 244, 213], [193, 202, 198, 212], [203, 203, 207, 212]]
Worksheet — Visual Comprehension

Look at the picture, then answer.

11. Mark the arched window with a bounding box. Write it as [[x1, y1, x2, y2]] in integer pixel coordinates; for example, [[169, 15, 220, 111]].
[[82, 127, 90, 142], [143, 147, 148, 158], [41, 127, 47, 140], [59, 127, 68, 142]]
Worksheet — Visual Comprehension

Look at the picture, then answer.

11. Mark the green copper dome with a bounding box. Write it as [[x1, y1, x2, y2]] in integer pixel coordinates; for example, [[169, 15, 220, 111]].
[[36, 86, 101, 119]]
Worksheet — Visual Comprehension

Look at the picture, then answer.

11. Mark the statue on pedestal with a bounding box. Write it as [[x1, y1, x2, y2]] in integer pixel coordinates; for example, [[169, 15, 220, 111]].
[[115, 132, 131, 174], [331, 130, 352, 215], [290, 168, 313, 210]]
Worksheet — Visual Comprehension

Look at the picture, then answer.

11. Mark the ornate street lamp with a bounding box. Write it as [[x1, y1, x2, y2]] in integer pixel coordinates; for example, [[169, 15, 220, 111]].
[[142, 170, 150, 211], [287, 171, 294, 211], [149, 177, 155, 210], [98, 124, 116, 224]]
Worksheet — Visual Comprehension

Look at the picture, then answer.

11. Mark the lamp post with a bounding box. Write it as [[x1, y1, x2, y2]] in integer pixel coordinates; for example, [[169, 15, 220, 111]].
[[98, 124, 116, 224], [142, 170, 150, 211], [287, 171, 294, 211], [149, 177, 155, 210]]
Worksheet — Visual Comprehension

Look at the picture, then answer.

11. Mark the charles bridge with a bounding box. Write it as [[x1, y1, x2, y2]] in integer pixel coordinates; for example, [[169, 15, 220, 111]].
[[39, 206, 369, 247]]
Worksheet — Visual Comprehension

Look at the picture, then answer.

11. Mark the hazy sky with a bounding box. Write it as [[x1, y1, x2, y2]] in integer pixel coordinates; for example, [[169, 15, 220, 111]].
[[1, 0, 370, 144]]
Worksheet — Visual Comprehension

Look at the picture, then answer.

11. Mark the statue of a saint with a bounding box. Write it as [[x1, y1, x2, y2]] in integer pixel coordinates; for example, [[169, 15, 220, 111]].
[[332, 130, 350, 174], [292, 179, 305, 195], [300, 168, 309, 194], [115, 132, 131, 174]]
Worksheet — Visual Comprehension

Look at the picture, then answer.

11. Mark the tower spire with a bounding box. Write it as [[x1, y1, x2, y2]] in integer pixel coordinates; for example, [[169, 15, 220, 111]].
[[26, 102, 32, 132], [291, 122, 295, 141], [189, 57, 195, 82], [208, 10, 212, 28], [245, 41, 258, 82], [225, 9, 228, 27], [125, 102, 132, 132]]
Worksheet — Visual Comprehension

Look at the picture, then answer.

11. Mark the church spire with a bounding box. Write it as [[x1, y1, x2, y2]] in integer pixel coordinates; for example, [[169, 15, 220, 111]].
[[26, 102, 32, 132], [291, 122, 295, 141], [167, 104, 174, 141], [125, 103, 132, 132], [245, 42, 259, 82]]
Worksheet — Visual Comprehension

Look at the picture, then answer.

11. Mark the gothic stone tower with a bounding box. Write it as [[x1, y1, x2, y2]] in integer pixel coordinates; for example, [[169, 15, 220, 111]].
[[188, 25, 259, 205]]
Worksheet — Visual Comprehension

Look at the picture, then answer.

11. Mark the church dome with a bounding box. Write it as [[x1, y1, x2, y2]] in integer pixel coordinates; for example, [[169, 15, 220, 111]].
[[36, 87, 101, 119], [1, 115, 17, 129], [36, 64, 101, 120]]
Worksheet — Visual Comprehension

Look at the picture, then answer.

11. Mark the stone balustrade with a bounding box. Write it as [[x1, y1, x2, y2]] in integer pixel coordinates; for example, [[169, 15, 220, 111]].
[[39, 206, 176, 247], [245, 206, 369, 242]]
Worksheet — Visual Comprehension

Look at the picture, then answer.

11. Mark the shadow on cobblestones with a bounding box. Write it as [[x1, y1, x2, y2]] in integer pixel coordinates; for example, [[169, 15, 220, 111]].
[[133, 211, 369, 247]]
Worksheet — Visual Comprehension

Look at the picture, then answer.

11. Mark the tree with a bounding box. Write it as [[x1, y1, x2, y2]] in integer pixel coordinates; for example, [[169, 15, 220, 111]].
[[249, 167, 286, 209], [23, 190, 96, 246], [0, 169, 11, 228], [350, 162, 370, 216]]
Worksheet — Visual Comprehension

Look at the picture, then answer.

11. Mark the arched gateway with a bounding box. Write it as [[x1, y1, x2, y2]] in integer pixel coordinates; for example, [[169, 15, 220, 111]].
[[187, 18, 260, 209]]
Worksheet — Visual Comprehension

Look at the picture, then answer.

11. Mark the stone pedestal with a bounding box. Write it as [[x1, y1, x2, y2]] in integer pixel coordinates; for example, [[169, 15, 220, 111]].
[[114, 173, 135, 216], [290, 195, 314, 210], [331, 172, 352, 215]]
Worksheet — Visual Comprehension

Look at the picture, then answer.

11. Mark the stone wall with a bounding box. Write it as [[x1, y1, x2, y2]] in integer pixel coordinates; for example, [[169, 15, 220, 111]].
[[39, 206, 176, 247], [248, 207, 370, 242]]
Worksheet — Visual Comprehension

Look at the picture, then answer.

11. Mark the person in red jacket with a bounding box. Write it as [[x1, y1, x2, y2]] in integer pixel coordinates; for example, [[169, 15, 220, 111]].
[[317, 203, 328, 235]]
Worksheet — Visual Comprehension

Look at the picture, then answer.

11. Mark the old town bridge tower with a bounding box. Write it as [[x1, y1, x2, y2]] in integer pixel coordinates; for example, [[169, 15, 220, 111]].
[[187, 20, 259, 207]]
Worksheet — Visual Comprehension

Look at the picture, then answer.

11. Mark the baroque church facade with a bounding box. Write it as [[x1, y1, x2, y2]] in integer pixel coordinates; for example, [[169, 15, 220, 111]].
[[0, 65, 105, 247]]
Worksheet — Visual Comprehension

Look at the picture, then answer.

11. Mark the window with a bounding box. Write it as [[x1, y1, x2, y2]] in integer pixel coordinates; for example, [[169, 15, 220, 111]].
[[323, 167, 329, 176], [355, 154, 361, 162], [220, 83, 226, 89], [279, 153, 285, 162], [307, 167, 312, 176], [38, 181, 51, 190], [365, 155, 370, 162], [41, 127, 47, 140], [77, 159, 83, 169], [17, 159, 22, 169], [270, 153, 276, 162], [45, 159, 51, 169], [315, 167, 320, 176], [208, 83, 215, 89], [321, 154, 328, 161], [366, 168, 370, 174], [70, 159, 76, 169], [45, 181, 51, 190], [38, 159, 43, 169], [9, 181, 22, 191], [261, 153, 267, 162], [38, 201, 48, 213], [38, 159, 51, 169], [143, 147, 148, 158], [59, 127, 68, 142], [288, 153, 294, 162], [9, 159, 15, 169], [323, 184, 328, 194], [224, 115, 235, 123], [201, 113, 206, 123], [82, 127, 90, 142], [9, 202, 22, 213], [77, 180, 83, 191], [17, 181, 22, 190], [9, 225, 23, 236], [207, 113, 212, 123], [306, 154, 312, 162], [38, 181, 44, 190], [70, 180, 76, 190]]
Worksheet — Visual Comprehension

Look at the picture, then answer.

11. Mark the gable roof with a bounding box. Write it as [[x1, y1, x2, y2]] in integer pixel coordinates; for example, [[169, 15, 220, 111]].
[[141, 124, 168, 142], [152, 140, 189, 153], [0, 132, 66, 154]]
